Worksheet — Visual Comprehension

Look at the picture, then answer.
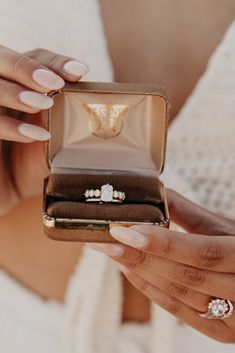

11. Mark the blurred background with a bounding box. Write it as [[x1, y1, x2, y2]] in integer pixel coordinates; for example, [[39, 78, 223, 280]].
[[99, 0, 235, 118]]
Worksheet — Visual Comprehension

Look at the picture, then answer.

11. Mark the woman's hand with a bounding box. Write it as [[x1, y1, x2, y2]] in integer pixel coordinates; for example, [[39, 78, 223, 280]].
[[90, 190, 235, 343], [0, 45, 88, 215]]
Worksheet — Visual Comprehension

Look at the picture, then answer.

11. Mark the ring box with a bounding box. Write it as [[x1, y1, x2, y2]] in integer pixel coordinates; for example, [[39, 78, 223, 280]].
[[42, 82, 170, 242]]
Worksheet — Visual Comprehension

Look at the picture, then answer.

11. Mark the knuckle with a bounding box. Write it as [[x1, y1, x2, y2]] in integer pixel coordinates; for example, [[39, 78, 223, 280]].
[[12, 54, 33, 76], [174, 263, 206, 287], [45, 53, 60, 68], [0, 79, 12, 102], [25, 48, 43, 59], [138, 279, 151, 293], [127, 261, 137, 272], [26, 48, 62, 69], [165, 298, 181, 315], [196, 241, 225, 268], [31, 47, 44, 56], [160, 234, 175, 256], [130, 250, 146, 268], [0, 78, 9, 91], [166, 280, 189, 298]]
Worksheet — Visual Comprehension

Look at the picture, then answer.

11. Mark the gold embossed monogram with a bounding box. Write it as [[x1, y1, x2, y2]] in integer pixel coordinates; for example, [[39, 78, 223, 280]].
[[83, 104, 130, 138]]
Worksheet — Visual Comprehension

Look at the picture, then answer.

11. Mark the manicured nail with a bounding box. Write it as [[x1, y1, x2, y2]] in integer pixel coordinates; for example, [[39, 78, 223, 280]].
[[18, 123, 51, 141], [63, 60, 89, 76], [19, 91, 54, 109], [32, 69, 65, 90], [89, 243, 124, 257], [110, 227, 148, 248]]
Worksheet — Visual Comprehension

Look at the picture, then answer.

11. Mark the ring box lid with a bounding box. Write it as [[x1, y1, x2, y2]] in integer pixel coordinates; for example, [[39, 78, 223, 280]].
[[46, 82, 170, 176]]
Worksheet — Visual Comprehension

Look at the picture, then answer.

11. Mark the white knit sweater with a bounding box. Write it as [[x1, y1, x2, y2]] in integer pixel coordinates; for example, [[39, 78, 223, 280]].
[[0, 1, 235, 352]]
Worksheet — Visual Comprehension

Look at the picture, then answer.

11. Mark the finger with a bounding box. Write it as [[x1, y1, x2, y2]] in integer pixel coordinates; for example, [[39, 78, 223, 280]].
[[121, 271, 233, 343], [111, 249, 235, 302], [126, 268, 210, 312], [128, 267, 235, 328], [90, 243, 235, 302], [0, 115, 51, 142], [26, 48, 89, 82], [0, 78, 54, 113], [0, 45, 64, 92], [110, 225, 235, 272], [166, 189, 235, 235]]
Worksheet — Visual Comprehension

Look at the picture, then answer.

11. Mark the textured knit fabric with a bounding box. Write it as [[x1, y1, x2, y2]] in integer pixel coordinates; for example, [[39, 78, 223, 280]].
[[163, 22, 235, 219], [0, 0, 235, 352]]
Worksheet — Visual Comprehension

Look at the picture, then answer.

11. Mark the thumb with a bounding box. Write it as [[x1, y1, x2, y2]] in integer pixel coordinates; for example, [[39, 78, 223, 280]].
[[166, 189, 234, 235]]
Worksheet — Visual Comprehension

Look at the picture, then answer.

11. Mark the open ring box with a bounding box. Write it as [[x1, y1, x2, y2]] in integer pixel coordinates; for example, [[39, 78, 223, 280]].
[[42, 82, 170, 242]]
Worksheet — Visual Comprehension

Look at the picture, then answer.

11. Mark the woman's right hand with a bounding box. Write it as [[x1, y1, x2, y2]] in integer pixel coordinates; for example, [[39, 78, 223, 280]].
[[0, 45, 89, 215]]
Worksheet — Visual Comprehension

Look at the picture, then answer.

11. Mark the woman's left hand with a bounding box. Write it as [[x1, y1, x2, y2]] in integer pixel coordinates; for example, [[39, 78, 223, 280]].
[[90, 190, 235, 343]]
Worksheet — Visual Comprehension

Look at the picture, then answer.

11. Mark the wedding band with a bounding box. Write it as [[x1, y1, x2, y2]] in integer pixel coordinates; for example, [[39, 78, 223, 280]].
[[84, 183, 125, 203], [199, 298, 233, 320]]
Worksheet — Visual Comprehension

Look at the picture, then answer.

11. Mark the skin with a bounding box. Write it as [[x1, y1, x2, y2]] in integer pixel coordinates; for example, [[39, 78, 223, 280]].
[[0, 46, 86, 300], [92, 190, 235, 342], [99, 0, 235, 119], [0, 0, 235, 333]]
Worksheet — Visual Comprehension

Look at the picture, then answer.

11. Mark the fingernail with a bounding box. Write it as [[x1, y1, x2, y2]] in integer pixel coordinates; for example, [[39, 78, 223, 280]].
[[18, 123, 51, 141], [32, 69, 65, 90], [114, 262, 129, 274], [110, 227, 148, 248], [89, 243, 124, 257], [63, 60, 89, 76], [19, 91, 54, 109]]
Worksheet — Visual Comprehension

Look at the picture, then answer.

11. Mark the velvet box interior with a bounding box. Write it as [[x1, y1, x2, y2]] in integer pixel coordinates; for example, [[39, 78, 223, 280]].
[[43, 82, 170, 242]]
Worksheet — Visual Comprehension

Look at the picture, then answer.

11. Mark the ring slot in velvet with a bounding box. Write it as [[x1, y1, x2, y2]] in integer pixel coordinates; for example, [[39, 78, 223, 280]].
[[46, 173, 165, 223], [47, 202, 164, 223], [46, 174, 163, 202]]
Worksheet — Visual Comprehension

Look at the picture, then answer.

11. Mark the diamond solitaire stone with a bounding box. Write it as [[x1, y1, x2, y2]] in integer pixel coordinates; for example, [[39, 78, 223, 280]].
[[209, 299, 228, 318], [200, 298, 233, 319], [101, 184, 113, 202]]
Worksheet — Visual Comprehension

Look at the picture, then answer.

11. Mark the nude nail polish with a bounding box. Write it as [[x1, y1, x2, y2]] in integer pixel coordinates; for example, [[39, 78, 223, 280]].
[[110, 227, 148, 248], [18, 123, 51, 141], [19, 91, 54, 109], [63, 60, 89, 76], [32, 69, 65, 90]]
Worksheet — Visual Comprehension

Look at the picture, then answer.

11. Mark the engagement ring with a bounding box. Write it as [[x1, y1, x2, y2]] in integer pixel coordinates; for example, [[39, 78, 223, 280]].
[[84, 184, 125, 203], [199, 298, 233, 320]]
